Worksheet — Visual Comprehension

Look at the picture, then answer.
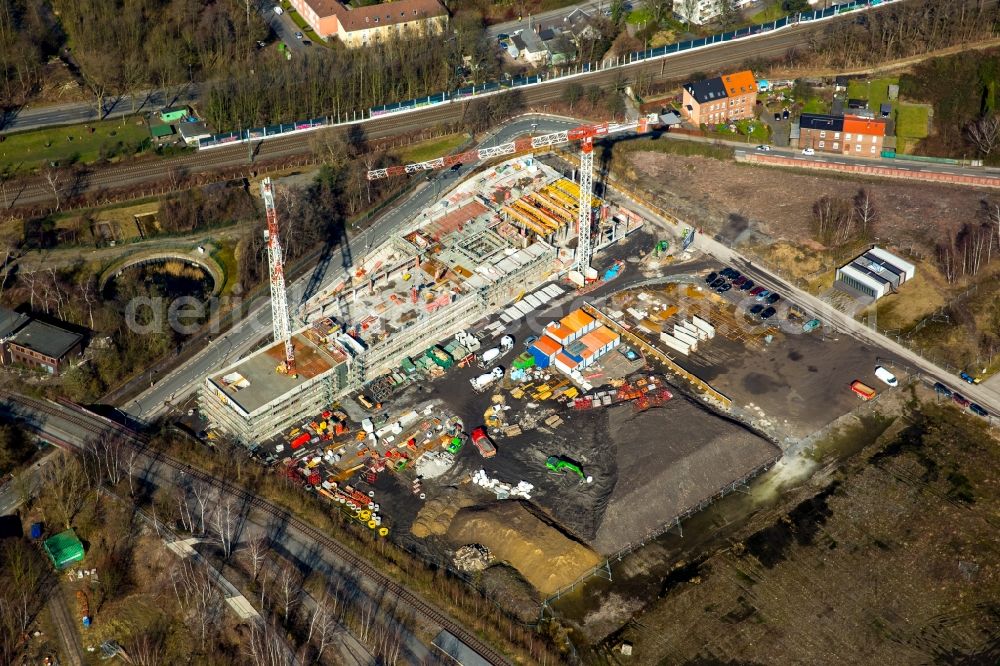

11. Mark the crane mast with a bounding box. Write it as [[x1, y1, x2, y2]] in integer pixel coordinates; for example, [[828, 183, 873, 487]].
[[260, 177, 295, 374], [366, 114, 659, 274]]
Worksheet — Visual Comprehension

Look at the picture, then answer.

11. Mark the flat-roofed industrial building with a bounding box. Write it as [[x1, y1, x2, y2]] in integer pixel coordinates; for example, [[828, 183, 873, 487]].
[[835, 246, 916, 300]]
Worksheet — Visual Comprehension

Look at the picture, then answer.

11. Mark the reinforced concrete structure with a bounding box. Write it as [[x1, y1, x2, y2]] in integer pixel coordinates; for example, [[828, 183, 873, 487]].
[[201, 157, 561, 444]]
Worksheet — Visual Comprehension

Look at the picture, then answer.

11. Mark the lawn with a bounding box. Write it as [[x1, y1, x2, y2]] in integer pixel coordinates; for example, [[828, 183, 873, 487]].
[[751, 1, 790, 22], [626, 8, 655, 25], [895, 104, 930, 139], [0, 118, 150, 173], [399, 133, 470, 164], [280, 1, 323, 43], [801, 97, 828, 114], [846, 77, 897, 113]]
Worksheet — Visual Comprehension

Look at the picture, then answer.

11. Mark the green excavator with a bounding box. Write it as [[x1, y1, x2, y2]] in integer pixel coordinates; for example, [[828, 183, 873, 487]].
[[546, 456, 593, 483]]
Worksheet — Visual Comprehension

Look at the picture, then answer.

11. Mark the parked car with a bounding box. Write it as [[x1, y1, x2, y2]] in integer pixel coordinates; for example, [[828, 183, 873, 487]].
[[782, 109, 790, 119], [802, 147, 816, 156], [710, 278, 726, 288], [766, 292, 781, 304], [760, 306, 777, 320], [720, 267, 737, 278], [294, 31, 303, 39], [774, 112, 781, 121], [959, 371, 980, 384], [740, 279, 755, 291], [733, 276, 747, 287], [874, 366, 898, 387], [952, 392, 971, 408], [969, 403, 989, 417], [749, 286, 765, 296], [755, 289, 771, 301], [705, 271, 718, 283], [524, 335, 538, 348], [273, 5, 283, 14], [302, 40, 311, 46], [496, 33, 509, 41], [749, 304, 764, 315], [933, 382, 952, 398], [716, 283, 731, 293], [802, 318, 821, 332], [755, 145, 771, 152]]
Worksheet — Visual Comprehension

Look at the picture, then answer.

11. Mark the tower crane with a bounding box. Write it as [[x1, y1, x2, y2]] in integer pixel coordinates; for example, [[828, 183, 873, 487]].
[[260, 177, 295, 375], [366, 114, 660, 273]]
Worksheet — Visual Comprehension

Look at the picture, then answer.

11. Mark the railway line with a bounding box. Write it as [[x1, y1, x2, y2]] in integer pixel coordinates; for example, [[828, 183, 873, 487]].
[[2, 392, 514, 666], [4, 6, 897, 210]]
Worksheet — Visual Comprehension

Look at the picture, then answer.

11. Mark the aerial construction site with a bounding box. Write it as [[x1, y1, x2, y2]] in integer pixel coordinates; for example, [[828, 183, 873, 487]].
[[192, 114, 834, 619]]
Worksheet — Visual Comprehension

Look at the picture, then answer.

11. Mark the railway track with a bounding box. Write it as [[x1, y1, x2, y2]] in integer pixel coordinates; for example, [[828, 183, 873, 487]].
[[3, 393, 514, 666], [3, 3, 920, 210]]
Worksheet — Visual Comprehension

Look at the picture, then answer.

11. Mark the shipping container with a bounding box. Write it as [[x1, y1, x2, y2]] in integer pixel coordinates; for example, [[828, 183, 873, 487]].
[[290, 433, 311, 449], [850, 380, 877, 401]]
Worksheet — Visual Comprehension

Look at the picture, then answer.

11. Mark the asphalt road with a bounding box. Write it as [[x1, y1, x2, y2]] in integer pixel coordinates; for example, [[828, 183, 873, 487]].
[[1, 86, 200, 135], [122, 116, 577, 420], [485, 0, 626, 38], [3, 3, 919, 210], [263, 5, 309, 51]]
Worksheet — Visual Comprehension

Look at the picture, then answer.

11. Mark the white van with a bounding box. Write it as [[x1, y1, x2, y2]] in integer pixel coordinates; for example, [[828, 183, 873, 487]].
[[874, 366, 898, 387], [273, 5, 283, 14]]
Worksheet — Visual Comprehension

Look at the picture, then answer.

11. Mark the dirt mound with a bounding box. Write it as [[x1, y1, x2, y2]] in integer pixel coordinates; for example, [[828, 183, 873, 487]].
[[448, 502, 602, 595], [411, 489, 475, 538]]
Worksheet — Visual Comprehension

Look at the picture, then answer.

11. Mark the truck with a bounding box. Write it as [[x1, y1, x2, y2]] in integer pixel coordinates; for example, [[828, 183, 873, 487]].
[[470, 427, 496, 459], [500, 335, 514, 352], [850, 380, 877, 401], [479, 348, 501, 368]]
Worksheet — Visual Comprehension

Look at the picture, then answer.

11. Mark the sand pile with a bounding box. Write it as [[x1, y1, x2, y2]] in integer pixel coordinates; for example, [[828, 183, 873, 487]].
[[448, 501, 602, 595], [411, 490, 475, 538]]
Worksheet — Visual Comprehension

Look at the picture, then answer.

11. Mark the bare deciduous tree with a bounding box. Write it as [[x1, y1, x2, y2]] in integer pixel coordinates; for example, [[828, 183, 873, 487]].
[[210, 495, 239, 560], [169, 558, 223, 650], [43, 165, 65, 211], [243, 620, 291, 666], [275, 560, 303, 623], [966, 115, 1000, 156], [853, 189, 878, 240], [243, 534, 270, 582], [41, 451, 90, 529]]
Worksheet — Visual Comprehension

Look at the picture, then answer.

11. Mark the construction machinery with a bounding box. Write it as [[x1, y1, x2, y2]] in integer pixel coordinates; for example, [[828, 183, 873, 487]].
[[546, 456, 593, 483], [260, 177, 295, 375], [366, 114, 661, 273], [653, 239, 669, 257]]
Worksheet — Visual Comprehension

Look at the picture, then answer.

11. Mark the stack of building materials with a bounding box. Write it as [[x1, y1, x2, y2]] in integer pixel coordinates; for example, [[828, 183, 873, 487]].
[[692, 316, 716, 339]]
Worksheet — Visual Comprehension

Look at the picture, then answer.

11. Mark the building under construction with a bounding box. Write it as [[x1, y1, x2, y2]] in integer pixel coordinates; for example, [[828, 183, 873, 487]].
[[201, 157, 590, 444]]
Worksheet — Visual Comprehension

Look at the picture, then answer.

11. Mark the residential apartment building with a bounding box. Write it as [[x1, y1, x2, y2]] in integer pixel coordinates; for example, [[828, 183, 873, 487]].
[[289, 0, 447, 48], [674, 0, 755, 26], [798, 114, 886, 156], [681, 70, 758, 126]]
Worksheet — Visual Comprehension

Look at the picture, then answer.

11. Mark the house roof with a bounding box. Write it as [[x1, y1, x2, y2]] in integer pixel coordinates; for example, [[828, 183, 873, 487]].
[[177, 121, 211, 139], [721, 70, 757, 97], [518, 28, 546, 54], [160, 106, 188, 116], [149, 123, 174, 138], [799, 113, 844, 132], [592, 325, 619, 347], [303, 0, 446, 33], [9, 320, 82, 359], [563, 7, 594, 37], [683, 76, 728, 104], [0, 307, 28, 339], [843, 115, 886, 137]]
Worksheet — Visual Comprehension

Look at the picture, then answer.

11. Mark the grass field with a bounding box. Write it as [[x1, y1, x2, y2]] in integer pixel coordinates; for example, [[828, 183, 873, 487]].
[[0, 118, 149, 173], [398, 133, 470, 164], [894, 104, 930, 139], [751, 1, 790, 22], [847, 77, 898, 112]]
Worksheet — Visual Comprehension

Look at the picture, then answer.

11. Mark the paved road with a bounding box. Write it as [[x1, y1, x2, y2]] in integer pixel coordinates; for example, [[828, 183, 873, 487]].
[[263, 5, 309, 51], [658, 130, 999, 179], [2, 1, 922, 209], [122, 116, 577, 420], [1, 86, 200, 135], [690, 234, 1000, 416], [0, 447, 58, 515], [485, 0, 629, 38]]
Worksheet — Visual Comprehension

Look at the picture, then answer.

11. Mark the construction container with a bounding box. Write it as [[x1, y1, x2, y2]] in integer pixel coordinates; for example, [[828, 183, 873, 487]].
[[660, 332, 690, 355], [691, 315, 716, 338], [850, 380, 877, 401]]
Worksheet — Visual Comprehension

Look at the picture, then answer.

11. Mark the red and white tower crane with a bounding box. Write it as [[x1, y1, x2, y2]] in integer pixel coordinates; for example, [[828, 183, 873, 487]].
[[366, 114, 660, 273], [260, 177, 295, 375]]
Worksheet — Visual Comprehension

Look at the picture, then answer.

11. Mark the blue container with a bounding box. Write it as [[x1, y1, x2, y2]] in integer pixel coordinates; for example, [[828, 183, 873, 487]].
[[30, 522, 43, 539]]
